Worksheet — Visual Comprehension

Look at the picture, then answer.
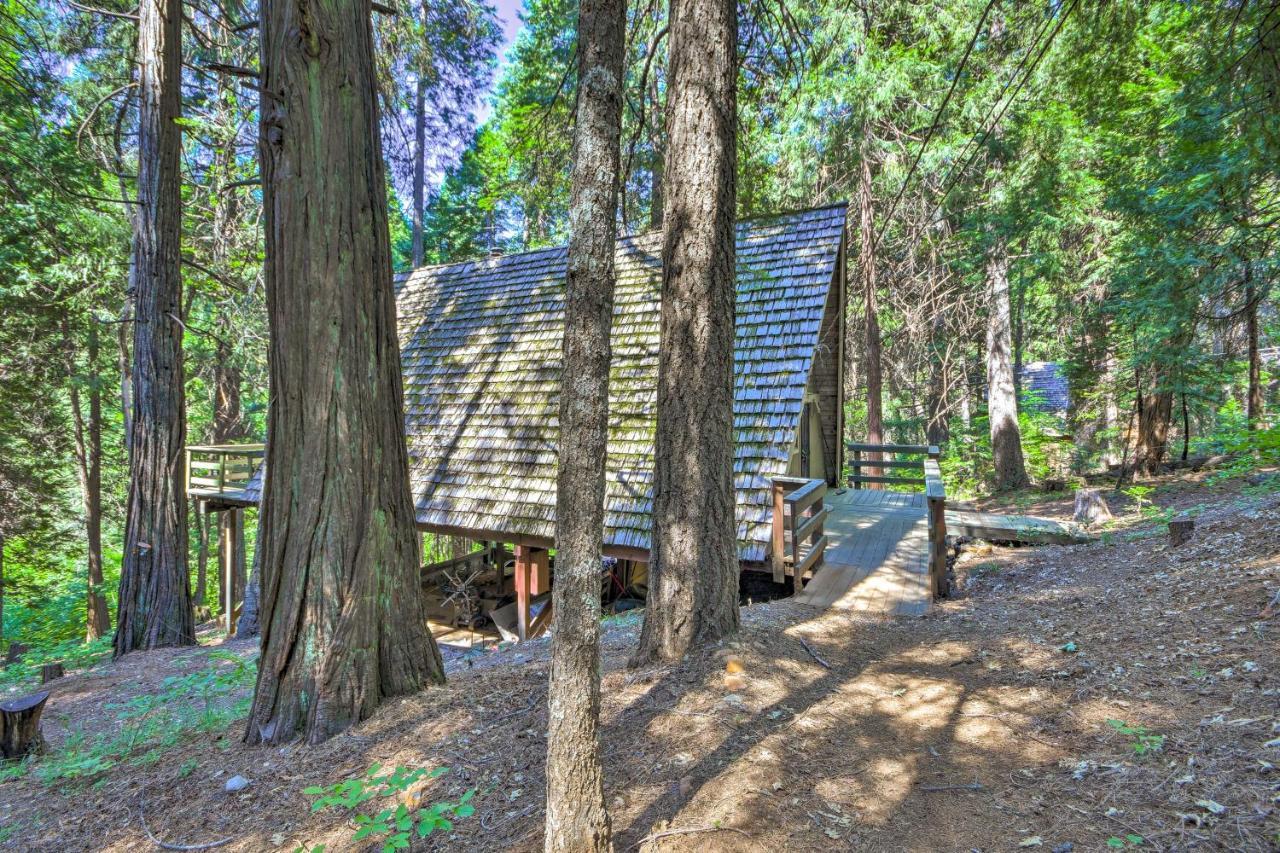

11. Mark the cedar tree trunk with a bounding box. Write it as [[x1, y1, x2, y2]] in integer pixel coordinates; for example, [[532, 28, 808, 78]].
[[247, 0, 444, 746], [858, 146, 884, 478], [634, 0, 739, 664], [236, 537, 261, 638], [68, 324, 112, 641], [544, 2, 624, 848], [984, 234, 1029, 491], [1134, 384, 1175, 476], [194, 503, 210, 615], [212, 333, 246, 614], [1246, 275, 1263, 429], [115, 0, 193, 655]]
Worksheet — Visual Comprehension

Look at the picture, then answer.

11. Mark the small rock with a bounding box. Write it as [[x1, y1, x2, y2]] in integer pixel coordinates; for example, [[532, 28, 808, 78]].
[[1052, 844, 1074, 853], [225, 774, 251, 793]]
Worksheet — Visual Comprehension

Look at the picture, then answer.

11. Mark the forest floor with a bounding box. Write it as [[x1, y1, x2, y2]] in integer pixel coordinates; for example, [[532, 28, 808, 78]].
[[1, 470, 1278, 851]]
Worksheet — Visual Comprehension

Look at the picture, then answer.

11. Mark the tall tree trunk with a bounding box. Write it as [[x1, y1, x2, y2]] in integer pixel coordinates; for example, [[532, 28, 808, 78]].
[[858, 145, 884, 479], [117, 298, 133, 454], [1246, 275, 1263, 429], [212, 332, 246, 616], [634, 0, 738, 664], [924, 245, 948, 447], [1104, 349, 1121, 466], [67, 323, 112, 641], [985, 234, 1029, 491], [115, 0, 193, 656], [545, 2, 624, 848], [1134, 382, 1175, 476], [411, 75, 427, 268], [194, 503, 210, 616], [247, 0, 445, 746], [236, 534, 261, 638]]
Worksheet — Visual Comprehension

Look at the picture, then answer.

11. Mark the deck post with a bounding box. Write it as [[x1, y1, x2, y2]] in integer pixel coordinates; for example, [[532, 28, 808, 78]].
[[514, 545, 549, 642], [220, 508, 245, 635], [923, 455, 947, 598], [770, 481, 786, 582]]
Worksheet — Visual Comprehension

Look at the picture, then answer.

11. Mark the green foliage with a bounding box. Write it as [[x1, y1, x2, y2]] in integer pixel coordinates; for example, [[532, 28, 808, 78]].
[[0, 637, 112, 696], [8, 653, 256, 787], [303, 764, 477, 852], [1106, 719, 1165, 758], [1107, 835, 1144, 848]]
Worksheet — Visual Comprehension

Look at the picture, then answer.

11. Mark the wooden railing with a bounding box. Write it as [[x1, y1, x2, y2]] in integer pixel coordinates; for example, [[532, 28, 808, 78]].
[[848, 441, 950, 597], [770, 476, 829, 587], [847, 442, 940, 489], [184, 444, 265, 499], [923, 456, 948, 597]]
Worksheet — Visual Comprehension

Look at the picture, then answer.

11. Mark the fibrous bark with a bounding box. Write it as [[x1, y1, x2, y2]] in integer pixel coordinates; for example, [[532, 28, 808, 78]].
[[247, 0, 445, 746], [236, 538, 261, 638], [858, 145, 884, 479], [544, 2, 624, 848], [984, 234, 1029, 492], [67, 323, 112, 641], [115, 0, 194, 656], [1246, 276, 1263, 429], [634, 0, 739, 664]]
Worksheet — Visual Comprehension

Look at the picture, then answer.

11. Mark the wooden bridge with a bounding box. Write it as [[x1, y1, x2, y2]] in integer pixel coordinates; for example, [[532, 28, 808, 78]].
[[182, 439, 1087, 639], [786, 442, 1087, 616]]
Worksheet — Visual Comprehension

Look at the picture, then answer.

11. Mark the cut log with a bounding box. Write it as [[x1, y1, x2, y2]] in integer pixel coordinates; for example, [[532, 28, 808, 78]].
[[40, 663, 64, 684], [0, 691, 48, 759], [1073, 488, 1112, 526], [1168, 518, 1195, 547]]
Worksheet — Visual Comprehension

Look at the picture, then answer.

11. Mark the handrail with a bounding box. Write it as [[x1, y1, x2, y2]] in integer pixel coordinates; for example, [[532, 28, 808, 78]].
[[923, 457, 948, 596], [847, 441, 940, 490], [184, 443, 265, 498], [770, 476, 828, 588]]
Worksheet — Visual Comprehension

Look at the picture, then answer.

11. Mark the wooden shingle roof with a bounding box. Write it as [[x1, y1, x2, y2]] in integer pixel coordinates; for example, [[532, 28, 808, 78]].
[[1018, 361, 1069, 416], [396, 203, 847, 562]]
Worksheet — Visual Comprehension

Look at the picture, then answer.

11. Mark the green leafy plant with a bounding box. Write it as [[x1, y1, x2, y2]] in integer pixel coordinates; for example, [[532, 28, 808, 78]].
[[1106, 834, 1144, 847], [15, 653, 256, 786], [304, 764, 477, 852], [1106, 719, 1165, 757]]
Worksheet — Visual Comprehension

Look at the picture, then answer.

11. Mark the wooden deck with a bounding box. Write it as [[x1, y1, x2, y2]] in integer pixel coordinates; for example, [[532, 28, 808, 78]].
[[793, 489, 933, 615], [794, 487, 1088, 616]]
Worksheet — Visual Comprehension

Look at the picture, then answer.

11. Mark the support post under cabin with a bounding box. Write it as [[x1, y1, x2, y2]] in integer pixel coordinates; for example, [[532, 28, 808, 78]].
[[220, 508, 245, 635], [514, 545, 549, 641], [771, 480, 786, 583]]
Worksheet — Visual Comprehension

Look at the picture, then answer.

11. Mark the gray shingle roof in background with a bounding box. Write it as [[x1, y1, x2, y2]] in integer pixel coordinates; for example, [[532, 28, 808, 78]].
[[396, 203, 847, 562], [1018, 361, 1069, 415]]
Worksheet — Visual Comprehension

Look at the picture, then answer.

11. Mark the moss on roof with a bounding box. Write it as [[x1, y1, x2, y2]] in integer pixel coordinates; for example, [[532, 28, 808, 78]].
[[395, 203, 847, 562]]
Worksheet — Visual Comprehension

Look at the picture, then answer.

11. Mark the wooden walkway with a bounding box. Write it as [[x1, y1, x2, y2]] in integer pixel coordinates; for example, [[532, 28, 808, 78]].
[[794, 488, 1086, 616], [793, 489, 933, 615]]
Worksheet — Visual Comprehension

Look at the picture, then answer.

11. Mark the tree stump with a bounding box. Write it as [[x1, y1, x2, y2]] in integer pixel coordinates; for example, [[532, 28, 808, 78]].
[[4, 643, 28, 667], [0, 691, 48, 759], [40, 663, 64, 684], [1073, 488, 1112, 526], [1169, 518, 1195, 547]]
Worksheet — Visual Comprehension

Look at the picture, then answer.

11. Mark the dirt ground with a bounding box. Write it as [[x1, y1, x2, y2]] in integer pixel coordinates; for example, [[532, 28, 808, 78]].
[[1, 473, 1278, 851]]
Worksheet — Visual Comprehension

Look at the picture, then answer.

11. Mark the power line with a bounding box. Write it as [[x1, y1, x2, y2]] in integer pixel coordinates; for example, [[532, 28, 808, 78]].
[[925, 3, 1061, 208], [926, 0, 1079, 229], [871, 0, 1000, 253]]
